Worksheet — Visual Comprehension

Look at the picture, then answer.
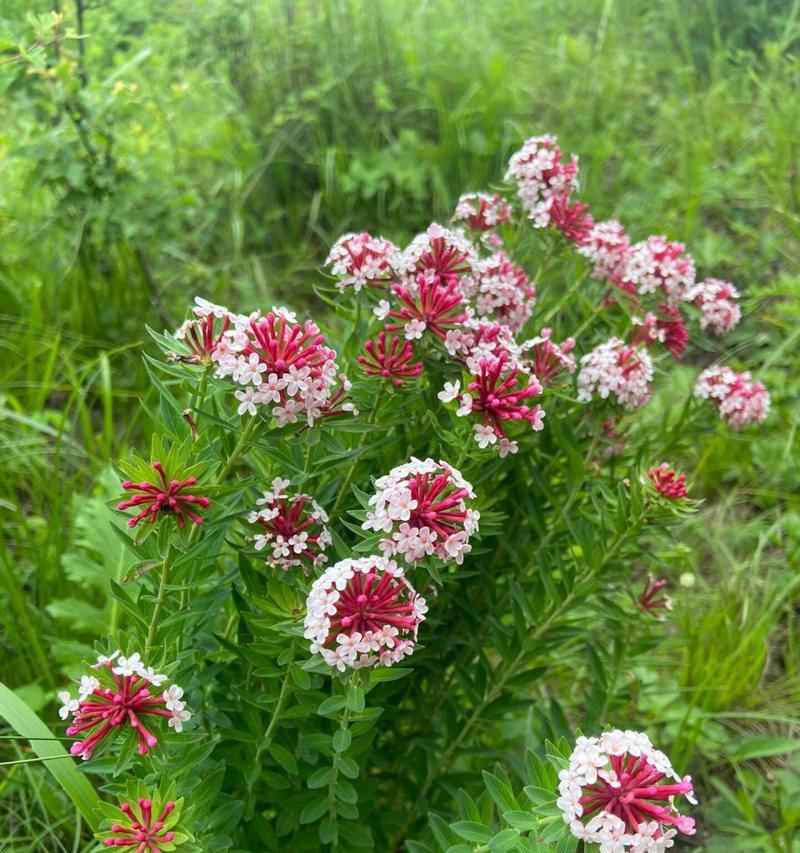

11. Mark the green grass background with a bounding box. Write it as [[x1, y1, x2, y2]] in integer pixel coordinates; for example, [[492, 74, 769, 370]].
[[1, 0, 799, 849]]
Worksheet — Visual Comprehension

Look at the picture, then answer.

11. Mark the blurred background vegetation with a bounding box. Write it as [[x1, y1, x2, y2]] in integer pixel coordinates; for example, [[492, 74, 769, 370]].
[[0, 0, 799, 849]]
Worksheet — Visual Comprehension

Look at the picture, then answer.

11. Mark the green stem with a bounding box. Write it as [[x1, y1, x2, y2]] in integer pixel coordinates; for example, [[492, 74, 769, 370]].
[[330, 398, 381, 518], [327, 703, 352, 847], [263, 669, 293, 748], [192, 366, 211, 413], [216, 415, 260, 484], [145, 548, 172, 654], [390, 529, 628, 848]]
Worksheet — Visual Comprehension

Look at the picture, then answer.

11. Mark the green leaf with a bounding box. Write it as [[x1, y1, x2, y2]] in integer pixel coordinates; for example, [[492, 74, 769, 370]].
[[501, 811, 540, 831], [268, 743, 298, 776], [346, 684, 365, 713], [333, 728, 352, 753], [0, 682, 100, 830], [450, 820, 492, 842], [318, 696, 347, 716], [299, 796, 329, 824], [728, 735, 800, 760], [488, 828, 521, 851], [307, 766, 334, 789]]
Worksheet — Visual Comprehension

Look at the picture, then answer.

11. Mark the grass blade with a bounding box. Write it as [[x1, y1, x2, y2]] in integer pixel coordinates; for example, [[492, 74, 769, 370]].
[[0, 681, 100, 831]]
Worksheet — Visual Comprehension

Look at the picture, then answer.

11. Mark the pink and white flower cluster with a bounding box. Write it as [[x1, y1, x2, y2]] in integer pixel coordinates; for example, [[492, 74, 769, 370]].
[[440, 350, 545, 454], [452, 192, 512, 232], [443, 318, 520, 364], [577, 339, 654, 409], [396, 223, 480, 288], [468, 250, 536, 332], [361, 458, 479, 565], [213, 307, 351, 426], [248, 477, 331, 571], [622, 235, 696, 307], [521, 328, 576, 387], [324, 231, 400, 292], [688, 278, 742, 336], [303, 556, 427, 670], [58, 652, 190, 760], [579, 220, 631, 289], [172, 297, 232, 366], [504, 135, 579, 228], [557, 729, 696, 852], [694, 366, 770, 430]]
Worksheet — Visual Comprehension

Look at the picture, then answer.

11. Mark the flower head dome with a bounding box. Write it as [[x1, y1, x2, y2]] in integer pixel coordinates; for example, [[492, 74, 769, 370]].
[[470, 251, 537, 332], [248, 478, 331, 571], [504, 135, 579, 227], [214, 307, 340, 426], [557, 729, 696, 851], [304, 557, 427, 671], [577, 338, 653, 409], [578, 220, 631, 286], [622, 236, 696, 306], [520, 328, 576, 387], [442, 351, 545, 456], [398, 223, 480, 290], [59, 652, 190, 760], [325, 232, 400, 292], [452, 192, 513, 232], [362, 457, 479, 565], [689, 278, 741, 336], [694, 365, 769, 430]]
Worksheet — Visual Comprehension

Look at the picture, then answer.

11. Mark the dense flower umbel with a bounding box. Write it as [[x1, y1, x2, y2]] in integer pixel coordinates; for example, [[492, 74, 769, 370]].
[[632, 305, 689, 360], [172, 297, 232, 366], [324, 232, 401, 292], [362, 458, 479, 565], [102, 798, 177, 850], [469, 251, 537, 332], [504, 135, 579, 227], [622, 236, 696, 306], [443, 318, 520, 364], [636, 575, 673, 616], [520, 328, 576, 387], [557, 729, 696, 852], [358, 331, 423, 387], [304, 556, 427, 671], [385, 272, 469, 341], [578, 220, 631, 287], [59, 652, 190, 760], [694, 366, 770, 430], [648, 463, 688, 499], [118, 463, 210, 529], [688, 278, 742, 336], [548, 195, 594, 245], [397, 223, 480, 288], [443, 351, 545, 455], [214, 307, 340, 426], [247, 478, 331, 571], [577, 339, 654, 409], [452, 192, 513, 232]]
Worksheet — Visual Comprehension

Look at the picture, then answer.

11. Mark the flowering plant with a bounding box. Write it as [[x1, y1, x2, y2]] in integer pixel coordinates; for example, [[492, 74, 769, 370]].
[[42, 131, 771, 851]]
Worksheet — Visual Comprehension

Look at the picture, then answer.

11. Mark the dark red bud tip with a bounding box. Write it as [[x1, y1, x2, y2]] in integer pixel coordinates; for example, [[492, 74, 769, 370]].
[[121, 481, 134, 489], [104, 841, 114, 847], [164, 801, 175, 812], [127, 518, 138, 528]]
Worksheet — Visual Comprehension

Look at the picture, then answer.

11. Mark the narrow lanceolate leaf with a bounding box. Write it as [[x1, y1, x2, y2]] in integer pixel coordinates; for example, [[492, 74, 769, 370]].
[[0, 682, 100, 830]]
